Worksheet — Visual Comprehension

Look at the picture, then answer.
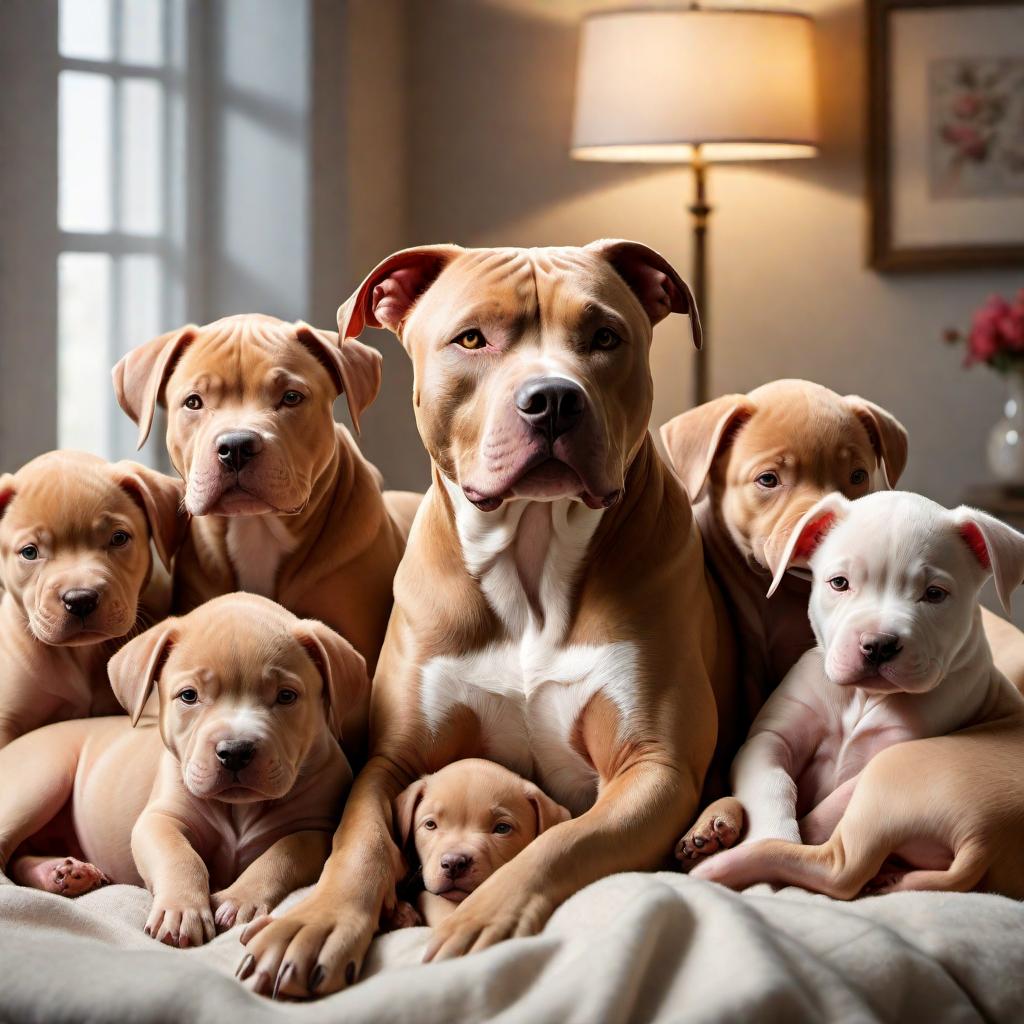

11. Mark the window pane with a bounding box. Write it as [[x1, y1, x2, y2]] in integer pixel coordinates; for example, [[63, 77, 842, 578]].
[[120, 0, 165, 65], [120, 78, 164, 233], [59, 0, 113, 60], [59, 71, 113, 233], [58, 253, 112, 457]]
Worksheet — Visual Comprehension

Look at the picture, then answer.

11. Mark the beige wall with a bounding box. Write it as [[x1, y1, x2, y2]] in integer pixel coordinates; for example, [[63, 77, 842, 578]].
[[364, 0, 1017, 511]]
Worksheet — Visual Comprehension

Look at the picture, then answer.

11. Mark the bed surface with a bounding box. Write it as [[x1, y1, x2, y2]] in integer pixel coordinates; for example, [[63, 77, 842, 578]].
[[1, 870, 1022, 1023]]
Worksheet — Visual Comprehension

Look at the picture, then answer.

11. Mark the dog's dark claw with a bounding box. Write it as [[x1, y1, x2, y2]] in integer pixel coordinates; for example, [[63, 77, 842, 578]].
[[235, 953, 256, 981]]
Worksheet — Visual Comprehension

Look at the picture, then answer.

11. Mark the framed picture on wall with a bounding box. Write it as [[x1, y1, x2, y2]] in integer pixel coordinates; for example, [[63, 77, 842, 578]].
[[868, 0, 1024, 271]]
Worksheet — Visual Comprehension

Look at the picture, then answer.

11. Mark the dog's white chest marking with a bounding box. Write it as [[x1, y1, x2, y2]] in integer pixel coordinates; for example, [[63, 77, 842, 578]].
[[225, 517, 297, 598], [419, 484, 639, 815]]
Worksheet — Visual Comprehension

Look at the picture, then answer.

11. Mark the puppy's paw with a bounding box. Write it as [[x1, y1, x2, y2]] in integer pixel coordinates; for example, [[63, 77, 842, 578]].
[[211, 888, 273, 932], [40, 857, 110, 897], [145, 893, 216, 948], [380, 899, 424, 932], [675, 797, 744, 871]]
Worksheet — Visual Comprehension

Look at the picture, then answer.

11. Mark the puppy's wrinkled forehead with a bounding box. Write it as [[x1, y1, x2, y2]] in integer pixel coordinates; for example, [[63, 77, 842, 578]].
[[169, 315, 331, 398], [405, 247, 649, 346]]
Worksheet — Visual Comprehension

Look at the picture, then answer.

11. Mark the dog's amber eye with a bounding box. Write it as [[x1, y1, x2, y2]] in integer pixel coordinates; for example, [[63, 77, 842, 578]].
[[592, 327, 621, 351], [850, 469, 869, 486], [422, 819, 437, 830], [110, 530, 130, 548], [493, 822, 513, 835], [828, 576, 849, 592], [281, 390, 304, 407], [756, 472, 780, 489], [923, 586, 948, 604], [18, 544, 39, 561], [276, 688, 298, 705], [178, 688, 199, 705], [452, 329, 486, 350], [184, 394, 203, 410]]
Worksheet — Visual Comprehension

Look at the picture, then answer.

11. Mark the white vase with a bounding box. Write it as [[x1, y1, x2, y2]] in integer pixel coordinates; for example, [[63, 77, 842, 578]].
[[987, 369, 1024, 485]]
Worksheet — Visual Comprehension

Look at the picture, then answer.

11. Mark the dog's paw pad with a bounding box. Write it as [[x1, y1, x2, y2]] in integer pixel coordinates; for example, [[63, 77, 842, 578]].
[[49, 858, 109, 897], [675, 803, 744, 870], [382, 900, 424, 931]]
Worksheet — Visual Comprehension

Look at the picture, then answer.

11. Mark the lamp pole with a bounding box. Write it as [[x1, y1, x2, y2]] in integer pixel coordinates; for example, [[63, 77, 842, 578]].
[[688, 143, 710, 408]]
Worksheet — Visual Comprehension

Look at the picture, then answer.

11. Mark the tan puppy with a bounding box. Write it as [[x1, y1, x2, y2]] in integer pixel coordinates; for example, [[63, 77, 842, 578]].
[[662, 381, 1024, 878], [0, 451, 185, 748], [239, 240, 733, 999], [0, 593, 365, 956], [113, 313, 411, 753], [393, 759, 570, 927]]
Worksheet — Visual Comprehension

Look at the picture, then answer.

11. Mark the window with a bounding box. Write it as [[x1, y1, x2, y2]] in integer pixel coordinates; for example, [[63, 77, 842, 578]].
[[57, 0, 188, 463]]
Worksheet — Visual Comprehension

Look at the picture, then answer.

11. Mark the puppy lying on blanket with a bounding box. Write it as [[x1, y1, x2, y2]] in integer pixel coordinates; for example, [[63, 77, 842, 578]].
[[0, 593, 365, 951], [391, 760, 570, 928], [684, 491, 1024, 892], [0, 451, 185, 748]]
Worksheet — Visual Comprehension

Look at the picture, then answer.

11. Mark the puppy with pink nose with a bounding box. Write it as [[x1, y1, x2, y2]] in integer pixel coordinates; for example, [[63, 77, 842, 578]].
[[686, 489, 1024, 886], [394, 760, 570, 927]]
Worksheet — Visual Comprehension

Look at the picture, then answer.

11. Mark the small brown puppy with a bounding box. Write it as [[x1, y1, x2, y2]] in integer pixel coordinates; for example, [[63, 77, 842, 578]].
[[0, 593, 366, 953], [113, 313, 412, 755], [0, 451, 185, 748], [393, 759, 570, 927]]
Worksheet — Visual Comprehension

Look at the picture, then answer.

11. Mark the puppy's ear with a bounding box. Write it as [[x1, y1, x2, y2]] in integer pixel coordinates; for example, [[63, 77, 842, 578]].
[[108, 618, 177, 726], [586, 239, 701, 346], [293, 619, 369, 739], [767, 492, 851, 598], [337, 244, 464, 344], [953, 508, 1024, 615], [0, 474, 15, 521], [522, 779, 571, 835], [394, 778, 427, 847], [113, 462, 188, 571], [112, 326, 197, 449], [660, 395, 755, 501], [294, 324, 382, 435], [844, 396, 908, 488]]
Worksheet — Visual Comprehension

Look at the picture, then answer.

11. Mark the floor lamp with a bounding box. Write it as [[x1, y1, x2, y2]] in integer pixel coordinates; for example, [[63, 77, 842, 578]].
[[571, 6, 819, 408]]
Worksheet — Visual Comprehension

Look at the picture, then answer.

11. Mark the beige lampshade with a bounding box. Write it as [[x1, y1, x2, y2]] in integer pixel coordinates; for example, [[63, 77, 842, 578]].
[[572, 7, 819, 163]]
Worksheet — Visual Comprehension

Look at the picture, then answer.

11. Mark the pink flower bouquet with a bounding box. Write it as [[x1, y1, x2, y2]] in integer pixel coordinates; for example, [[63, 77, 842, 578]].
[[945, 289, 1024, 372]]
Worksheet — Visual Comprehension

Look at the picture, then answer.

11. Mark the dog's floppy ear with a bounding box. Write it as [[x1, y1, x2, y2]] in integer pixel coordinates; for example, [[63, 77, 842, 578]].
[[767, 492, 851, 598], [586, 239, 701, 346], [0, 474, 16, 522], [660, 395, 755, 501], [113, 461, 188, 571], [953, 508, 1024, 615], [522, 779, 571, 835], [394, 778, 427, 847], [108, 618, 178, 726], [294, 323, 382, 435], [844, 396, 908, 489], [337, 244, 464, 345], [293, 618, 369, 739], [113, 326, 197, 449]]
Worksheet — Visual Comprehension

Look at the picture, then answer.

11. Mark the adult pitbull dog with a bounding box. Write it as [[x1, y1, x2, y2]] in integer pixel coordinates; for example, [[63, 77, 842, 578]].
[[113, 314, 415, 752], [239, 240, 734, 998]]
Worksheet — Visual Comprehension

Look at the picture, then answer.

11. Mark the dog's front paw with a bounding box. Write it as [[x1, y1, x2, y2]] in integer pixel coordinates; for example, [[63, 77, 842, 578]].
[[675, 797, 744, 870], [145, 893, 215, 948], [211, 887, 274, 932], [36, 856, 110, 896]]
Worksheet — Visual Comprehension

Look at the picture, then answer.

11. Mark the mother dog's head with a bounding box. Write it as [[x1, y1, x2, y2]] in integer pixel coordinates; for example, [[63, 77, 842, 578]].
[[338, 242, 700, 511]]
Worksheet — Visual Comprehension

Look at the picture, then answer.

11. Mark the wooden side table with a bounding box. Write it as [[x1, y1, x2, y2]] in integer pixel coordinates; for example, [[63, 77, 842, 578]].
[[963, 485, 1024, 530]]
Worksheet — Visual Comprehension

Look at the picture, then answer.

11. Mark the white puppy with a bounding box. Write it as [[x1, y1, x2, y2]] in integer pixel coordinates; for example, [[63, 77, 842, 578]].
[[691, 490, 1024, 878]]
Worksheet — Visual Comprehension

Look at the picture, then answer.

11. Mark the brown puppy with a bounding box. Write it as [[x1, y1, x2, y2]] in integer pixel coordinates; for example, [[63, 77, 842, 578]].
[[113, 313, 410, 753], [0, 451, 185, 748], [0, 593, 366, 951], [239, 240, 732, 999], [393, 759, 570, 927]]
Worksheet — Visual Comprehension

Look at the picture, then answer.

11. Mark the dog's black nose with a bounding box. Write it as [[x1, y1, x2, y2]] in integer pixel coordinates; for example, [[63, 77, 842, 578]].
[[216, 430, 263, 472], [859, 632, 902, 666], [215, 740, 256, 773], [514, 377, 585, 442], [440, 852, 473, 879], [61, 588, 99, 620]]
